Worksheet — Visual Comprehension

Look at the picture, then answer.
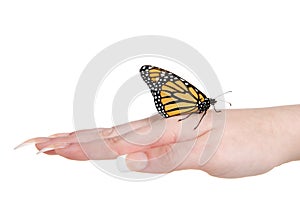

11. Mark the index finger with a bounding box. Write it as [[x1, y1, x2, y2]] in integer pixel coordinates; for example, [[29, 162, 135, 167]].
[[100, 112, 213, 156]]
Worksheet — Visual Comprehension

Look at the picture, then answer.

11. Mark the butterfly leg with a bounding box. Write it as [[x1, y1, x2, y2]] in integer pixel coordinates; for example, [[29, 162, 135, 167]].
[[213, 105, 222, 113], [178, 107, 199, 122], [194, 110, 207, 130], [178, 112, 195, 122]]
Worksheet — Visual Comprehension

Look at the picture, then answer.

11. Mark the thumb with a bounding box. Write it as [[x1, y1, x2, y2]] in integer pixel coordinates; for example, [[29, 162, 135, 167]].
[[116, 137, 201, 173]]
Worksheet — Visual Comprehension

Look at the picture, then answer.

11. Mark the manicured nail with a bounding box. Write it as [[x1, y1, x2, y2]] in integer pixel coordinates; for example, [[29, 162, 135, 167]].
[[14, 137, 50, 150], [48, 133, 70, 138], [127, 152, 148, 171], [117, 152, 148, 172], [116, 155, 130, 172], [36, 144, 69, 155], [36, 147, 55, 154]]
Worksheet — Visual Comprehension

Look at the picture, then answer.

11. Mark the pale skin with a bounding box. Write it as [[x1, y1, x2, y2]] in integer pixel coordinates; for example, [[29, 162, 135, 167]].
[[17, 105, 300, 178]]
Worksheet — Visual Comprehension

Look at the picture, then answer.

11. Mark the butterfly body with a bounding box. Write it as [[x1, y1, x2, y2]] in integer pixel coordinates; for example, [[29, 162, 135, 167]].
[[140, 65, 217, 129]]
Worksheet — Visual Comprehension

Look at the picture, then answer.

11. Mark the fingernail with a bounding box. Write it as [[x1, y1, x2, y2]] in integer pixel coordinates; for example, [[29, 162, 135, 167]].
[[36, 144, 69, 155], [14, 137, 50, 150], [127, 152, 148, 171], [48, 133, 70, 138], [116, 154, 130, 172]]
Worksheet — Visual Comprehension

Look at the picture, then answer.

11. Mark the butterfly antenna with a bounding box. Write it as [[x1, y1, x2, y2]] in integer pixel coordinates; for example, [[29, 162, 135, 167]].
[[218, 99, 232, 106], [213, 91, 232, 99]]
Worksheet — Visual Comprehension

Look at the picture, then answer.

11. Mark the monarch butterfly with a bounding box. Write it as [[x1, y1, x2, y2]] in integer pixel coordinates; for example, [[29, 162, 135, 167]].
[[140, 65, 231, 129]]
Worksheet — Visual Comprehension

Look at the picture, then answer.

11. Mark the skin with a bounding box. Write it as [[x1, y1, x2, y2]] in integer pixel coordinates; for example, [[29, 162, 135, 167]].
[[19, 105, 300, 178]]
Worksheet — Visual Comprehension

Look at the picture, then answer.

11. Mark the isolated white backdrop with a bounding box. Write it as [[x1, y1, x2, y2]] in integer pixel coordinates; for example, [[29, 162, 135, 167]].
[[1, 1, 300, 214]]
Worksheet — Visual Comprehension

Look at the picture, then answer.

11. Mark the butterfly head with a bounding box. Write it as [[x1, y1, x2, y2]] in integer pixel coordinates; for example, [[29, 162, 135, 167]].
[[208, 98, 221, 113], [209, 98, 217, 106]]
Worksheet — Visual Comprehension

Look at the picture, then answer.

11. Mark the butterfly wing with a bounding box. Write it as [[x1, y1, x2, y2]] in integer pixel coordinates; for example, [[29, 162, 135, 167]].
[[140, 65, 207, 118]]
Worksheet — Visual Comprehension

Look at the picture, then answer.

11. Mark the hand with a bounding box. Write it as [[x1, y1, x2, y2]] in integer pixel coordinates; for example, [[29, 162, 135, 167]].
[[17, 105, 300, 178]]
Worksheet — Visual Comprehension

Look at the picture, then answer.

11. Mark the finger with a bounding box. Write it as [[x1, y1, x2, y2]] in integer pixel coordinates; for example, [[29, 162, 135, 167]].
[[41, 113, 193, 160], [117, 132, 211, 173], [43, 115, 160, 148], [35, 135, 78, 151], [34, 111, 213, 160], [103, 112, 213, 156], [14, 137, 50, 150], [35, 139, 118, 160], [48, 133, 71, 138], [31, 128, 104, 153], [33, 115, 160, 156], [19, 115, 160, 153], [36, 143, 71, 154], [15, 133, 73, 150], [100, 114, 161, 137], [36, 112, 213, 161], [35, 142, 89, 160], [51, 115, 169, 160], [54, 144, 89, 160], [67, 112, 213, 160], [43, 150, 57, 155], [73, 114, 160, 140]]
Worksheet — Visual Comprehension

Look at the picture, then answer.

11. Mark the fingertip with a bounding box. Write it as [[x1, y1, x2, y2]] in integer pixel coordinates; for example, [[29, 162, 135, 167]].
[[36, 143, 69, 155], [116, 155, 130, 172], [116, 152, 148, 172], [126, 152, 148, 171], [14, 137, 50, 150], [54, 143, 89, 160]]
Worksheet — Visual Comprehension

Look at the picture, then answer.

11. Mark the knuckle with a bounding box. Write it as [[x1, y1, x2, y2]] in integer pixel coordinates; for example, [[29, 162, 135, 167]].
[[104, 135, 122, 154], [102, 127, 114, 137], [168, 130, 178, 144]]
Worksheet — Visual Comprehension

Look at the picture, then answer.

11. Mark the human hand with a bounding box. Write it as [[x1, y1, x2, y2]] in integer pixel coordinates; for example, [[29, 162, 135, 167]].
[[17, 105, 300, 178]]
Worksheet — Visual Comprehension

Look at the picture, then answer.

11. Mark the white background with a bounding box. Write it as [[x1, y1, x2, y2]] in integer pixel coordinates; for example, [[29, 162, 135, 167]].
[[1, 0, 300, 213]]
